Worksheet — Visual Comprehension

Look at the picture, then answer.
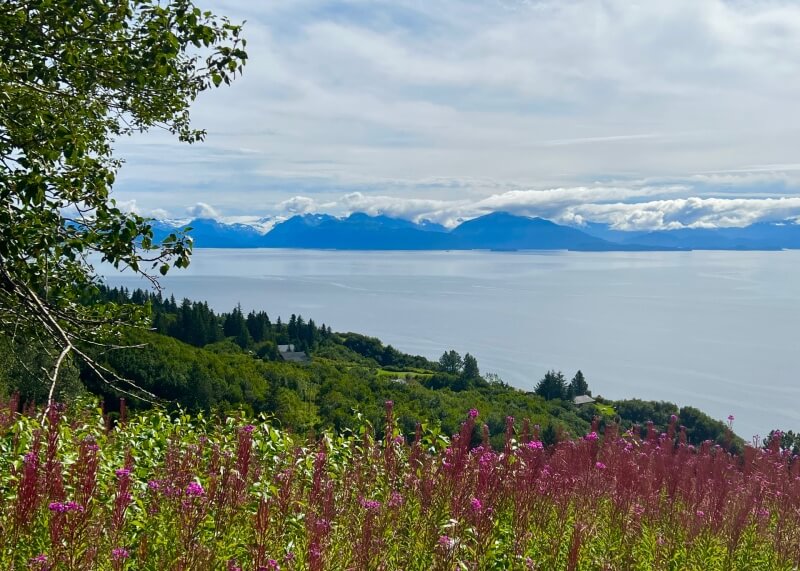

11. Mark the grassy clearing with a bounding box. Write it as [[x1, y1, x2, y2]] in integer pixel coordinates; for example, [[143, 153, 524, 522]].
[[376, 369, 434, 381]]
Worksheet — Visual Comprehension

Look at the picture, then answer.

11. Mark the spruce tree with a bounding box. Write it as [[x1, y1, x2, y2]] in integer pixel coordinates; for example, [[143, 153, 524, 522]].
[[534, 370, 568, 401], [569, 370, 590, 397]]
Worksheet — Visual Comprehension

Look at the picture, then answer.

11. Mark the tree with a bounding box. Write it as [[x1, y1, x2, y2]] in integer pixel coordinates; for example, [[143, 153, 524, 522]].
[[534, 370, 567, 401], [462, 353, 480, 379], [0, 0, 246, 402], [569, 370, 589, 397], [438, 350, 463, 375], [223, 305, 251, 349]]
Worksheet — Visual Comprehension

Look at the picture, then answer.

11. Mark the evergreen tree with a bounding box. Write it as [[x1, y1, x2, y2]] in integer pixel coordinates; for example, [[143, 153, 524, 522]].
[[223, 304, 251, 348], [462, 353, 480, 379], [534, 370, 568, 401], [246, 311, 271, 343], [306, 319, 318, 348], [569, 370, 590, 397], [438, 350, 463, 374]]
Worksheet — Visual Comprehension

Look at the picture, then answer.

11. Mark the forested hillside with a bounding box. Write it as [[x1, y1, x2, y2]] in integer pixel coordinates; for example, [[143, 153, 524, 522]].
[[0, 287, 739, 451]]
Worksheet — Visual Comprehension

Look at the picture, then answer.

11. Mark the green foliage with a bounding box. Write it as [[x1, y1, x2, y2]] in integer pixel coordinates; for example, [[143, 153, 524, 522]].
[[614, 399, 679, 427], [0, 403, 792, 570], [8, 286, 741, 451], [0, 0, 246, 398], [462, 353, 480, 380], [764, 429, 800, 454], [534, 370, 568, 401], [439, 349, 464, 374], [679, 406, 740, 451], [341, 333, 435, 369], [0, 335, 84, 403], [568, 369, 589, 397], [77, 325, 589, 443]]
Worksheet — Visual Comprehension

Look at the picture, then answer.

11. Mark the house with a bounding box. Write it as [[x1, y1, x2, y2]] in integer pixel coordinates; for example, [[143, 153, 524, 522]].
[[278, 344, 309, 364], [573, 395, 596, 405]]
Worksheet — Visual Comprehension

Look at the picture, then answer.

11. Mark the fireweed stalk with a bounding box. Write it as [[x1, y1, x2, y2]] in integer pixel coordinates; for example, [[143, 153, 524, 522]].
[[1, 400, 799, 569]]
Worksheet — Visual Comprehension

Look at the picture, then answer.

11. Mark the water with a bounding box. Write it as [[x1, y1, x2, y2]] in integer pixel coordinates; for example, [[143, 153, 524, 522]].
[[104, 249, 800, 440]]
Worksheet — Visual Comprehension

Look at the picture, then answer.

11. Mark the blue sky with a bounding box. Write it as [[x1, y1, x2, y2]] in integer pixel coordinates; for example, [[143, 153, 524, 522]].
[[113, 0, 800, 230]]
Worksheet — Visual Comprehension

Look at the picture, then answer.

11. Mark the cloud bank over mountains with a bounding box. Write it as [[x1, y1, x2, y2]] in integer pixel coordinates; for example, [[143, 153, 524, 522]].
[[131, 186, 800, 232], [111, 0, 800, 231], [273, 189, 800, 231]]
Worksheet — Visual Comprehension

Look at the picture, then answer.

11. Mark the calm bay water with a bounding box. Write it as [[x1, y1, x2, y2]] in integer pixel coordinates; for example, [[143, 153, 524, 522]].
[[105, 249, 800, 440]]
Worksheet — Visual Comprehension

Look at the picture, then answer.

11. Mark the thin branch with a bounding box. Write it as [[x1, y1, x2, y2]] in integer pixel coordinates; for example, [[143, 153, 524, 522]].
[[43, 344, 71, 422]]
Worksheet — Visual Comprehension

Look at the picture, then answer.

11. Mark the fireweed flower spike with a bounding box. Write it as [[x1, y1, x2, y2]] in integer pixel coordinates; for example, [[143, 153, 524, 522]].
[[3, 398, 799, 568], [185, 481, 205, 497]]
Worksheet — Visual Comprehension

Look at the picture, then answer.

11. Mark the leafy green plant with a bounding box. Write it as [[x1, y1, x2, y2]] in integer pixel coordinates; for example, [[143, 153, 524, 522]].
[[0, 400, 795, 570]]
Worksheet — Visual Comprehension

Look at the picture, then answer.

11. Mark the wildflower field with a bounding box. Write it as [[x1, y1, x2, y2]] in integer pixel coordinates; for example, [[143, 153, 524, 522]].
[[0, 398, 797, 571]]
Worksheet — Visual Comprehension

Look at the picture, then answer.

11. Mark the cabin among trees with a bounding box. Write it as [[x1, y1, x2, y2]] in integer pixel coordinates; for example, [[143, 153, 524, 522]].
[[534, 369, 592, 402], [278, 344, 309, 364]]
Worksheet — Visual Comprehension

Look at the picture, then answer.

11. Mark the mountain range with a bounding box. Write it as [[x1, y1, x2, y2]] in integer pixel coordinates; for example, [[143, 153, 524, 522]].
[[150, 212, 800, 251]]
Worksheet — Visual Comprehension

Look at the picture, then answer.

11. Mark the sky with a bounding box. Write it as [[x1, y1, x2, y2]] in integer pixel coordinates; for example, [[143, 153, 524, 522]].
[[114, 0, 800, 230]]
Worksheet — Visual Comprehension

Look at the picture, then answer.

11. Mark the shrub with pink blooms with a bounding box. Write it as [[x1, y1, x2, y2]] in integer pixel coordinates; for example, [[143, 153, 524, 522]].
[[0, 399, 796, 570]]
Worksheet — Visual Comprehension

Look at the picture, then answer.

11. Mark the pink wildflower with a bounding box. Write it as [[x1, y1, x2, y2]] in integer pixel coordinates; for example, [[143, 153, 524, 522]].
[[28, 554, 49, 571], [359, 498, 381, 511], [48, 501, 83, 513], [388, 491, 403, 508], [185, 481, 205, 497]]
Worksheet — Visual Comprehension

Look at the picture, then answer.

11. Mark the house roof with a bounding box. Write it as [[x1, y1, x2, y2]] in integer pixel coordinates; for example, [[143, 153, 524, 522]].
[[573, 395, 596, 405], [280, 351, 309, 363], [277, 344, 295, 353]]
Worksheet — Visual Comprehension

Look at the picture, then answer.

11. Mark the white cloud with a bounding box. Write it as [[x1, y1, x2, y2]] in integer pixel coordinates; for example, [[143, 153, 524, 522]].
[[110, 0, 800, 225], [264, 188, 800, 231], [115, 199, 139, 214], [278, 196, 319, 214], [565, 196, 800, 230], [186, 202, 220, 219]]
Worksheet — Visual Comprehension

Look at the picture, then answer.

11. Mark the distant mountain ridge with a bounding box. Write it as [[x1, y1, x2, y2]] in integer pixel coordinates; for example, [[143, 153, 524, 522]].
[[150, 212, 800, 251]]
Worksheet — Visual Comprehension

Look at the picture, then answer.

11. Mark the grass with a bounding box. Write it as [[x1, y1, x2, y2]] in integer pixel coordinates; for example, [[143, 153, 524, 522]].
[[375, 369, 434, 381], [594, 403, 615, 417]]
